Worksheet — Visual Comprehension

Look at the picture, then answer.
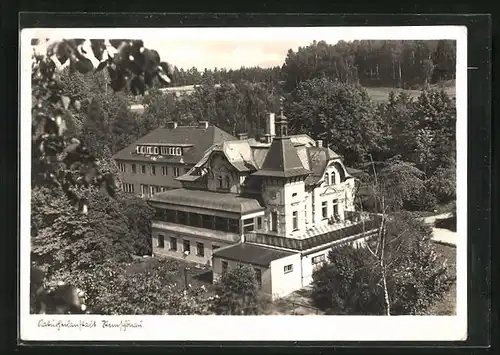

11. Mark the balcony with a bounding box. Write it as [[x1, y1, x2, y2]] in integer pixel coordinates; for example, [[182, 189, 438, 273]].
[[245, 212, 382, 252]]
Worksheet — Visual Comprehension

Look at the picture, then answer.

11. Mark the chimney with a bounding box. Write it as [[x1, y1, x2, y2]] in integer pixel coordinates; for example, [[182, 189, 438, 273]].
[[316, 140, 323, 148], [264, 113, 276, 143], [198, 121, 209, 129], [238, 133, 248, 140], [166, 121, 178, 129]]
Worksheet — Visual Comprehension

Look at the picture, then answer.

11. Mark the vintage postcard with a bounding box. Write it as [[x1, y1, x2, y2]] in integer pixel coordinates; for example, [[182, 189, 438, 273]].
[[20, 25, 467, 342]]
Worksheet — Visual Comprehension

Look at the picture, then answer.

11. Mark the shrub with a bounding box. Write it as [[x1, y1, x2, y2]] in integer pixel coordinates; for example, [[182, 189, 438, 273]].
[[213, 263, 261, 315]]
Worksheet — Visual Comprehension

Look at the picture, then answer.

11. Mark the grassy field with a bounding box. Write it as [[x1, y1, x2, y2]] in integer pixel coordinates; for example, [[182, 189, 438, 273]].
[[365, 85, 456, 104]]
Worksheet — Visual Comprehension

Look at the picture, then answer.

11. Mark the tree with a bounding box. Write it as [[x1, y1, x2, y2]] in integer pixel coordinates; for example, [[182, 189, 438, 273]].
[[48, 259, 213, 315], [31, 38, 174, 211], [213, 264, 261, 315], [31, 187, 134, 278], [286, 78, 385, 166], [311, 212, 455, 315], [118, 193, 155, 256]]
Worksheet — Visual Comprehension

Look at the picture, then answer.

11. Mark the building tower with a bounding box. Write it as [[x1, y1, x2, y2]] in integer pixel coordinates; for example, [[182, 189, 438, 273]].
[[252, 99, 311, 238]]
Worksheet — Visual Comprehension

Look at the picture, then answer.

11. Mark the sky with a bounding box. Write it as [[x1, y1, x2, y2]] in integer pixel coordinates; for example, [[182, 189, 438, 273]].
[[143, 39, 332, 71]]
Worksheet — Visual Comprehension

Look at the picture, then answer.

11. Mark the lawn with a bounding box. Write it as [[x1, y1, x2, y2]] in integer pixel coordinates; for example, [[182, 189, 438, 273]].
[[365, 85, 456, 104]]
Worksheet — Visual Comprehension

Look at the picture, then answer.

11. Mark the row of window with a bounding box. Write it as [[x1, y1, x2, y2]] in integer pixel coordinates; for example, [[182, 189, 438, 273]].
[[140, 185, 174, 198], [156, 235, 219, 257], [117, 162, 189, 177], [135, 145, 183, 157], [155, 208, 243, 234]]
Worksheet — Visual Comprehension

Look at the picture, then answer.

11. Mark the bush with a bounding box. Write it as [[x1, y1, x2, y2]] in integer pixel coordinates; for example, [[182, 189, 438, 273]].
[[50, 259, 213, 315], [213, 263, 261, 315], [311, 213, 455, 315], [311, 246, 384, 314]]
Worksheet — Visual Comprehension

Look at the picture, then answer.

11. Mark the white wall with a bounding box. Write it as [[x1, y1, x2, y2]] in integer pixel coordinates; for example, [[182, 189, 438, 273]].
[[269, 253, 302, 299], [300, 248, 331, 286], [282, 180, 306, 238]]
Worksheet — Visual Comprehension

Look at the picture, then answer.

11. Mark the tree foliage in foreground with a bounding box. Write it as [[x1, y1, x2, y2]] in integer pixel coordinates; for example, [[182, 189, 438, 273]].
[[42, 259, 214, 315], [311, 213, 455, 315], [31, 38, 173, 212], [213, 264, 261, 315]]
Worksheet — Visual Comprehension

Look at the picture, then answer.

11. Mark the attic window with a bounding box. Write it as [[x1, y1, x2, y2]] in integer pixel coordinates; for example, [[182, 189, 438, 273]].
[[292, 193, 297, 198]]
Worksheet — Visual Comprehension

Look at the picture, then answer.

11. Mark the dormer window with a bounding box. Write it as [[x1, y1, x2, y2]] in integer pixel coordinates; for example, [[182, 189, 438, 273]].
[[176, 147, 182, 156], [224, 176, 230, 189], [330, 171, 336, 185], [325, 173, 330, 185]]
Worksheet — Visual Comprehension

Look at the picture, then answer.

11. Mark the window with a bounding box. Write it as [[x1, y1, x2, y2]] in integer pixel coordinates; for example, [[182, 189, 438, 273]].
[[155, 186, 162, 194], [330, 171, 336, 185], [224, 176, 230, 189], [151, 165, 156, 175], [196, 242, 204, 257], [228, 219, 239, 234], [149, 185, 155, 197], [312, 254, 326, 265], [122, 183, 133, 193], [176, 148, 182, 156], [162, 166, 168, 175], [178, 211, 188, 225], [324, 173, 330, 185], [292, 192, 297, 198], [131, 164, 136, 174], [254, 268, 262, 288], [141, 165, 146, 174], [271, 211, 278, 232], [322, 201, 328, 219], [118, 163, 126, 172], [292, 211, 298, 230], [174, 167, 180, 177], [217, 176, 223, 189], [202, 215, 213, 229], [140, 184, 148, 198], [170, 237, 177, 251], [222, 261, 228, 273], [284, 264, 293, 274], [243, 218, 255, 232], [183, 239, 190, 253], [257, 217, 262, 230], [157, 235, 165, 248], [332, 200, 339, 218]]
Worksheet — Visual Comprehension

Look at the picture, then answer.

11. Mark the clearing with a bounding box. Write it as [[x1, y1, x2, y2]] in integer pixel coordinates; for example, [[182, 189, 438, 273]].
[[365, 85, 456, 104]]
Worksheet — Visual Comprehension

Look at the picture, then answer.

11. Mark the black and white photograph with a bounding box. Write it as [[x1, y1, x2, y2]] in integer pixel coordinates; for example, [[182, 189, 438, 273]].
[[20, 25, 467, 341]]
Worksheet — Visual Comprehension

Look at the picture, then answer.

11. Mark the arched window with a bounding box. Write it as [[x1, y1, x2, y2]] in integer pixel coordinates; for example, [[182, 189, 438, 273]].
[[330, 171, 336, 185], [225, 176, 230, 189], [325, 173, 330, 185], [217, 176, 223, 189]]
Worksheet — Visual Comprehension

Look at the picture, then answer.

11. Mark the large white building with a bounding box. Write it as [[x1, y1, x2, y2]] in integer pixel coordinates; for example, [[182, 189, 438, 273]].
[[149, 110, 380, 300]]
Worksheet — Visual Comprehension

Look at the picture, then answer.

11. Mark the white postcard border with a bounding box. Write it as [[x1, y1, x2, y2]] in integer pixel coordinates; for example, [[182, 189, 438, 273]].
[[19, 25, 468, 342]]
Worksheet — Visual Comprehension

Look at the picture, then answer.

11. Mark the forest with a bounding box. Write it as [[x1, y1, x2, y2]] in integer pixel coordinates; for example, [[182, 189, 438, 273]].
[[30, 38, 456, 316]]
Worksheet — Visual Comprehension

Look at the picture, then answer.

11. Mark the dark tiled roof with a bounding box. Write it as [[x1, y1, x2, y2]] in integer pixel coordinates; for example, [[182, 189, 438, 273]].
[[113, 125, 236, 164], [149, 188, 265, 214], [212, 243, 295, 267], [252, 137, 311, 178], [304, 147, 342, 186]]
